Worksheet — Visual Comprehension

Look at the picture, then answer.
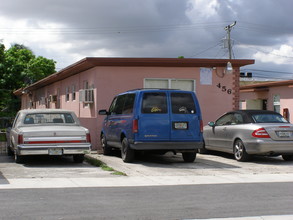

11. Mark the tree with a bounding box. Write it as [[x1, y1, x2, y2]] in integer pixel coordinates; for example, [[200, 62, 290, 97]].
[[0, 43, 56, 117], [26, 56, 56, 83]]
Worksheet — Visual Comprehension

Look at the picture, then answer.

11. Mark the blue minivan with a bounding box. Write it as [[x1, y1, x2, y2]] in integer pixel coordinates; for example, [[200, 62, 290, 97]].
[[99, 89, 203, 163]]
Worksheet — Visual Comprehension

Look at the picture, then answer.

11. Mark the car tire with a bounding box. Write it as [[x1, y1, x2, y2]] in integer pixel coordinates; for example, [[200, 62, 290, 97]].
[[121, 137, 134, 163], [7, 144, 14, 156], [14, 152, 23, 164], [182, 152, 197, 163], [73, 154, 84, 163], [282, 155, 293, 161], [101, 134, 112, 156], [233, 139, 250, 162]]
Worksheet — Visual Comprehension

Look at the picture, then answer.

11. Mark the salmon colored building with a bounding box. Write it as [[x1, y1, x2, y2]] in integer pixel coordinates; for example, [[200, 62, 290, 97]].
[[240, 80, 293, 123], [14, 57, 254, 150]]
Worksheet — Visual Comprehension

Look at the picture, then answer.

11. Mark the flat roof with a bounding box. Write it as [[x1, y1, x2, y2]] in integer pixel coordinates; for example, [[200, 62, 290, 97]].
[[15, 57, 255, 95], [240, 80, 293, 92]]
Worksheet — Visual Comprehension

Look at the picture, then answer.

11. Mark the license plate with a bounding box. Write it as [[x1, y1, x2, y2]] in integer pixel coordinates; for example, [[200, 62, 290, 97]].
[[48, 148, 63, 155], [174, 122, 188, 130], [277, 131, 291, 138]]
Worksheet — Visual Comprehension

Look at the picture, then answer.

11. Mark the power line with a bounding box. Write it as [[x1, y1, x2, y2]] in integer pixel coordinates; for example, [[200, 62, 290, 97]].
[[190, 42, 222, 58], [0, 21, 231, 35]]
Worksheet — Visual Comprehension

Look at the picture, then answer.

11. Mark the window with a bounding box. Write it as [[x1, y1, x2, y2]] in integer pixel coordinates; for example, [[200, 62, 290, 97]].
[[233, 113, 244, 124], [72, 85, 76, 101], [216, 114, 234, 126], [24, 113, 75, 124], [144, 78, 195, 92], [122, 94, 136, 114], [252, 113, 287, 123], [109, 95, 126, 115], [171, 93, 196, 114], [216, 113, 244, 126], [66, 87, 70, 102], [141, 92, 167, 114], [273, 95, 280, 113], [144, 79, 169, 89], [171, 80, 194, 91], [109, 94, 136, 115], [82, 81, 90, 107]]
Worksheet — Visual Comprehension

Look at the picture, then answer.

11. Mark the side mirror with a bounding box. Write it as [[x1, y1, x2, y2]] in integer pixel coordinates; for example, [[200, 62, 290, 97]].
[[208, 121, 215, 127], [98, 110, 108, 115]]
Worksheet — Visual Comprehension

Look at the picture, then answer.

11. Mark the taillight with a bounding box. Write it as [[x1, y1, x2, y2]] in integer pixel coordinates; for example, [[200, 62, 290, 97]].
[[133, 119, 138, 133], [86, 133, 91, 143], [252, 128, 270, 138], [18, 134, 24, 144], [200, 120, 203, 133]]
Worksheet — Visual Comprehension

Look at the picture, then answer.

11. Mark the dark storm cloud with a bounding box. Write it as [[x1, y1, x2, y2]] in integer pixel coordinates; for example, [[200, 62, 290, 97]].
[[0, 0, 292, 78]]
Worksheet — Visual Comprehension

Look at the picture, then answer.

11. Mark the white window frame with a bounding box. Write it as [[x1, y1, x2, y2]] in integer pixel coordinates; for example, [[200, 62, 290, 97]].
[[144, 78, 196, 92]]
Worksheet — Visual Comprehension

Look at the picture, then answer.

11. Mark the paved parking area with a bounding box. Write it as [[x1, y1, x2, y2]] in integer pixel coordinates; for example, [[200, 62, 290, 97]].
[[1, 141, 293, 188], [92, 151, 293, 177]]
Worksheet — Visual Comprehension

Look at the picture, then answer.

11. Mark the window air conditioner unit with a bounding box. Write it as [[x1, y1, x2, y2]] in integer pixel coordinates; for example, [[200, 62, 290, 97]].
[[79, 89, 94, 103]]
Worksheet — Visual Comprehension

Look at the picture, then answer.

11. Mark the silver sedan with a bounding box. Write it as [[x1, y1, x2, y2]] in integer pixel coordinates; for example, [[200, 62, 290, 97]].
[[203, 110, 293, 161]]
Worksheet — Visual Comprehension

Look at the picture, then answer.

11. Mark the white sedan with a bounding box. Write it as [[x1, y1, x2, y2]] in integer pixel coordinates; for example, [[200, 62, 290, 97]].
[[7, 109, 91, 163]]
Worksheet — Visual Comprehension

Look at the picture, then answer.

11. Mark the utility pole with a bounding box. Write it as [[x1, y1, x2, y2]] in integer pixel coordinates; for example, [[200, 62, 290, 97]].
[[224, 21, 236, 59]]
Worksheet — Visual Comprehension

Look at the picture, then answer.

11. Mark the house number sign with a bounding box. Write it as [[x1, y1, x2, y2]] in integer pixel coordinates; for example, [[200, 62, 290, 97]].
[[216, 83, 232, 95]]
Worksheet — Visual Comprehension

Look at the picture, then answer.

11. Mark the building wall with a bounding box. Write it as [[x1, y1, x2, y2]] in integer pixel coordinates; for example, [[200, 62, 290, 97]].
[[95, 65, 236, 118], [240, 85, 293, 123], [21, 65, 239, 151]]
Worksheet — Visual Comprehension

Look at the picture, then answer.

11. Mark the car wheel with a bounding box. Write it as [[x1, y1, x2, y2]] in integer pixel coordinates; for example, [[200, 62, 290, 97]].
[[121, 137, 134, 163], [282, 155, 293, 161], [73, 154, 84, 163], [182, 152, 197, 163], [233, 139, 250, 162], [101, 134, 112, 155], [7, 144, 14, 156], [14, 152, 23, 164]]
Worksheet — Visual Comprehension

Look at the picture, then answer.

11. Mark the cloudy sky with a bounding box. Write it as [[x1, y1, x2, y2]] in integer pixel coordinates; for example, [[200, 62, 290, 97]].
[[1, 0, 293, 80]]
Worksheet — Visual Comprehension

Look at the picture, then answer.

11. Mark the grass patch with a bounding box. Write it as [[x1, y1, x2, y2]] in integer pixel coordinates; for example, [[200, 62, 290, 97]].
[[85, 156, 127, 176]]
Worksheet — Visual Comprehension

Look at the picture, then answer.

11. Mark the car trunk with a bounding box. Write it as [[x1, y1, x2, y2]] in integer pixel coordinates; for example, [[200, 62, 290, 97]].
[[264, 124, 293, 141], [19, 126, 87, 144]]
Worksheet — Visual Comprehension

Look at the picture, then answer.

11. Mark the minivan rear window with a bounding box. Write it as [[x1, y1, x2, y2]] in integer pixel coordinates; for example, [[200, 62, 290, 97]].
[[142, 92, 167, 114], [171, 93, 196, 114]]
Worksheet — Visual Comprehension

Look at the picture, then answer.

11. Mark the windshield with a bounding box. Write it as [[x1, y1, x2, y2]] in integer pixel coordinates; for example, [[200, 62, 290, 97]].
[[252, 113, 288, 123], [23, 113, 75, 125]]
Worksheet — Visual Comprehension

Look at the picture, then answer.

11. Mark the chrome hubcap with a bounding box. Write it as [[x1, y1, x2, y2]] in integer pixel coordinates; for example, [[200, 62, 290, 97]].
[[234, 142, 243, 160]]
